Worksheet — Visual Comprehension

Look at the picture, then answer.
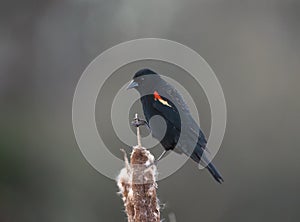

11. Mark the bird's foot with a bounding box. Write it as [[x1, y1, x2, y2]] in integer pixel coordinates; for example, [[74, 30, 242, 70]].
[[131, 117, 150, 130]]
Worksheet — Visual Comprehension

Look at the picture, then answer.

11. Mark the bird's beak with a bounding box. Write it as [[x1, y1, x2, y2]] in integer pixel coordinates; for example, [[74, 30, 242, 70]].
[[126, 80, 138, 90]]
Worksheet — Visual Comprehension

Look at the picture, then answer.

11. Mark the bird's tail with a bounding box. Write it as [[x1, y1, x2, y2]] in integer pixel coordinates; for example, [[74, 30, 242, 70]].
[[190, 146, 224, 184], [206, 162, 224, 184]]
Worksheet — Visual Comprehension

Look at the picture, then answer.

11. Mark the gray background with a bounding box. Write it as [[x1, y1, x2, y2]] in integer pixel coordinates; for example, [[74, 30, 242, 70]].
[[1, 0, 300, 221]]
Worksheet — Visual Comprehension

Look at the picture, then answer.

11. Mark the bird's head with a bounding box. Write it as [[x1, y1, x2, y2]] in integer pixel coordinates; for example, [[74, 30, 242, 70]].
[[127, 68, 161, 94]]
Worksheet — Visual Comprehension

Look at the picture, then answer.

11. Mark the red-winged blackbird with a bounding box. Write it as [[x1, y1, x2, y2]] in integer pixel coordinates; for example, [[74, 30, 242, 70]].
[[127, 68, 224, 183]]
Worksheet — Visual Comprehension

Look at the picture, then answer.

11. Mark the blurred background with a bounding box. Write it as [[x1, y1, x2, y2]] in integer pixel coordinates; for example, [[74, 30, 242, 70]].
[[1, 0, 300, 221]]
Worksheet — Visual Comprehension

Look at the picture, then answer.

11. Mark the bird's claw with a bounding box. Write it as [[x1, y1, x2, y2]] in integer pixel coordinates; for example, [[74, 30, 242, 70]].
[[131, 116, 150, 128]]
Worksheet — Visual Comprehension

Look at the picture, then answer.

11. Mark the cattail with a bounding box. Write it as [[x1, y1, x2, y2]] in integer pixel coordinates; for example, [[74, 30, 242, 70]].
[[117, 114, 160, 222]]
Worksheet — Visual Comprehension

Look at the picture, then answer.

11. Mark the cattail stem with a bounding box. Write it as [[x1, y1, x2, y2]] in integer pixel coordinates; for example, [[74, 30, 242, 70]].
[[134, 113, 142, 147], [117, 114, 160, 222]]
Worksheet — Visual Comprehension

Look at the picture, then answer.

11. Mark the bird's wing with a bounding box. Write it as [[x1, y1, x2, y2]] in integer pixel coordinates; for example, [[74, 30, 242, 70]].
[[152, 82, 208, 152]]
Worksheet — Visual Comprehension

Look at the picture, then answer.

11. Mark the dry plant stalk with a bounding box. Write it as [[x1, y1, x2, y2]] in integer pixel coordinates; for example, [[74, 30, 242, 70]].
[[117, 115, 160, 222], [117, 147, 160, 222]]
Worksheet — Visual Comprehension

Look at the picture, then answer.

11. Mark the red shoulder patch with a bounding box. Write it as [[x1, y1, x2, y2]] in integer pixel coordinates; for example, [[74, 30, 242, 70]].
[[153, 90, 172, 107], [153, 91, 162, 100]]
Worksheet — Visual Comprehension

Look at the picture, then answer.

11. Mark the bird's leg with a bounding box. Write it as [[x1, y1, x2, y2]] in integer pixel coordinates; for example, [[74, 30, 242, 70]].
[[142, 120, 151, 131], [146, 150, 168, 168], [156, 150, 168, 163]]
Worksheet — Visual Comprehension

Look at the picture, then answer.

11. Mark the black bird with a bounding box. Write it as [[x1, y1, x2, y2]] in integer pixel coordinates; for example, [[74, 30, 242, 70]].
[[127, 68, 224, 183]]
